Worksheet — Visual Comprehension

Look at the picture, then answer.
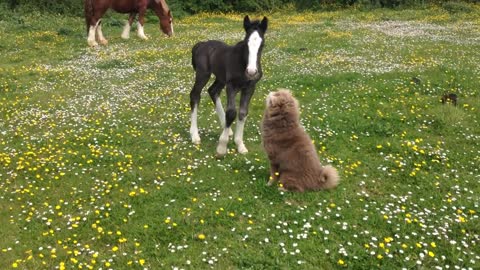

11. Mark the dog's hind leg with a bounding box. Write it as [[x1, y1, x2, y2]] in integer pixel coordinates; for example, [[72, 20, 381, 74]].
[[207, 79, 232, 136], [189, 72, 210, 144], [279, 175, 304, 192]]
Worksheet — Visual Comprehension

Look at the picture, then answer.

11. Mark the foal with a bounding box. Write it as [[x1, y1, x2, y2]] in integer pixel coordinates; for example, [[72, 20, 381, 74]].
[[189, 16, 268, 157]]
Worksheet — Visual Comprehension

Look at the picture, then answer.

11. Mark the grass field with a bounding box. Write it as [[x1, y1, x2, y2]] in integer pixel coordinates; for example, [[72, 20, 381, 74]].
[[1, 6, 479, 270]]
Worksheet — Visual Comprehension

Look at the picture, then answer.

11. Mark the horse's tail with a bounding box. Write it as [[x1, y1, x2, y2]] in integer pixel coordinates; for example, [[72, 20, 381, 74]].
[[84, 0, 94, 34]]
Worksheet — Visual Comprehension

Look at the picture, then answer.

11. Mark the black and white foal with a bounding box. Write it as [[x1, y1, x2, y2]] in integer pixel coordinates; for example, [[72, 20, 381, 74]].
[[189, 15, 268, 157]]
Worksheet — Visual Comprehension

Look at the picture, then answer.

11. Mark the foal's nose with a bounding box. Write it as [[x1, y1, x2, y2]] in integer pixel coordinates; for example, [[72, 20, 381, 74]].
[[246, 67, 258, 77]]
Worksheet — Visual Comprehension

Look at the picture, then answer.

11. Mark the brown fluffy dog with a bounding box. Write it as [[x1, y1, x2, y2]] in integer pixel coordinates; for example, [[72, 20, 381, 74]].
[[261, 89, 339, 192]]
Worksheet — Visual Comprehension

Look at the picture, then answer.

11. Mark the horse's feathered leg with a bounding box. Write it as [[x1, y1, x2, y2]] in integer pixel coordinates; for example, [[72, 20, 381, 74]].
[[84, 0, 98, 47], [189, 72, 210, 144], [122, 13, 136, 39], [235, 87, 255, 154], [207, 80, 233, 136], [216, 84, 237, 157], [87, 20, 99, 47], [137, 9, 148, 40], [96, 20, 108, 45]]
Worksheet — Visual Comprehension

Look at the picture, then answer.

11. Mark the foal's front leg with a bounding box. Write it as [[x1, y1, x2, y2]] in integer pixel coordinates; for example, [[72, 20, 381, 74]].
[[235, 87, 255, 154], [216, 85, 237, 157]]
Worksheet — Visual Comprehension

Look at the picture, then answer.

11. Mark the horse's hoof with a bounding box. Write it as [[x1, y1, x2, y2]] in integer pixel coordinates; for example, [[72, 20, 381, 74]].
[[88, 41, 98, 47], [99, 39, 108, 45], [228, 128, 233, 137]]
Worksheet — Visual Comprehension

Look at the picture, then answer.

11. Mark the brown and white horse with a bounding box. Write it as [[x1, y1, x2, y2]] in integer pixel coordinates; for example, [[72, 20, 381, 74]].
[[84, 0, 173, 47]]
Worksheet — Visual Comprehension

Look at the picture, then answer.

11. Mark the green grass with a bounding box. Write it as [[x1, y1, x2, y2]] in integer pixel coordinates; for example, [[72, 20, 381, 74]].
[[1, 6, 480, 270]]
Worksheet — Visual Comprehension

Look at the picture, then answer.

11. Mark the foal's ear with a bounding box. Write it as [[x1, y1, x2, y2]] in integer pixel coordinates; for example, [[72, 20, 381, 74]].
[[243, 15, 251, 30], [260, 16, 268, 32]]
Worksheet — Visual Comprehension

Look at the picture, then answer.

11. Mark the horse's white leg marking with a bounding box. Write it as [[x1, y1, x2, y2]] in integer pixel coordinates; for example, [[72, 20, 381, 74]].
[[246, 31, 262, 76], [87, 24, 98, 47], [216, 128, 230, 157], [190, 105, 201, 144], [214, 98, 233, 136], [137, 22, 148, 40], [234, 118, 248, 154], [96, 24, 108, 45], [121, 21, 131, 39]]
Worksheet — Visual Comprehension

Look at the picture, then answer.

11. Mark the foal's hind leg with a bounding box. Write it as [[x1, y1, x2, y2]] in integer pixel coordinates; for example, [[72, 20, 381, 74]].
[[207, 79, 233, 137], [189, 72, 210, 144], [122, 13, 136, 39]]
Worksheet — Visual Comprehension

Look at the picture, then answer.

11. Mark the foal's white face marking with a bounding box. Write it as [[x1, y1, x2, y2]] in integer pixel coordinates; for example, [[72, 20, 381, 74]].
[[246, 31, 262, 77]]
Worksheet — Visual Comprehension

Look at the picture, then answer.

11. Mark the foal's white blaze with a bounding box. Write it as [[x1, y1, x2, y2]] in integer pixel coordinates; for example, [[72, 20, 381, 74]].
[[246, 31, 262, 77], [190, 106, 201, 144], [137, 22, 148, 40], [235, 118, 248, 154], [121, 22, 131, 39]]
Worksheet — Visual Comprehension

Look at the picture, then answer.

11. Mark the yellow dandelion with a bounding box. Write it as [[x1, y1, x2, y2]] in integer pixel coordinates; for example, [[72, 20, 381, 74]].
[[197, 234, 206, 240]]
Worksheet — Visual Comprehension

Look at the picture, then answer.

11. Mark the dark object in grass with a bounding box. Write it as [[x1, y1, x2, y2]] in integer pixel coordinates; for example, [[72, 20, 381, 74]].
[[411, 76, 421, 85], [299, 47, 307, 51], [441, 93, 457, 106]]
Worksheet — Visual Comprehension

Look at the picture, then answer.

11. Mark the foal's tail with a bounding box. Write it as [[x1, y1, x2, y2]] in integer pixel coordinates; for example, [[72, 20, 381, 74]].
[[84, 0, 94, 34]]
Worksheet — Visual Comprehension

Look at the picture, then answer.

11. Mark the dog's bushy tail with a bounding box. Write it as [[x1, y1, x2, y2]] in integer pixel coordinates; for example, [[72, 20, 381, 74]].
[[319, 165, 339, 189]]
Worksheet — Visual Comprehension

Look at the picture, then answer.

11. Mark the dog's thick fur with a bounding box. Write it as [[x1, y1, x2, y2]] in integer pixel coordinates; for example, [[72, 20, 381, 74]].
[[261, 89, 339, 192]]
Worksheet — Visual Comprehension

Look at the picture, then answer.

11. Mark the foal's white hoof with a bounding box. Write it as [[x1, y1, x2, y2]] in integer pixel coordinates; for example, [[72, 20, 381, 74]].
[[139, 35, 149, 40], [121, 33, 130, 39], [99, 39, 108, 45], [191, 134, 201, 145], [237, 144, 248, 154], [228, 128, 234, 137], [216, 145, 228, 158]]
